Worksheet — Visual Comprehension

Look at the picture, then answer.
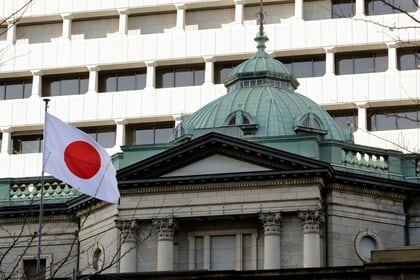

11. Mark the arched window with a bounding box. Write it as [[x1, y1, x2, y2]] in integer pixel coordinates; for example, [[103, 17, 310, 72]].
[[225, 111, 253, 126]]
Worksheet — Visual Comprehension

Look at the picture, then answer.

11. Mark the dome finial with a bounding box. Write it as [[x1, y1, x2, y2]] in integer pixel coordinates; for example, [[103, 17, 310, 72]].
[[258, 0, 264, 36], [255, 0, 268, 53]]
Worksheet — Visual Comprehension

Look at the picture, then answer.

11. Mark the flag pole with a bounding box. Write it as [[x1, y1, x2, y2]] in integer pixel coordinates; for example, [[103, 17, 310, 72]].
[[36, 98, 50, 280]]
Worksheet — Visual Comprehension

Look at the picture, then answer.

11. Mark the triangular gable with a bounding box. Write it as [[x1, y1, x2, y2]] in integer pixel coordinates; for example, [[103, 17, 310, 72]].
[[117, 132, 333, 187], [162, 154, 272, 177]]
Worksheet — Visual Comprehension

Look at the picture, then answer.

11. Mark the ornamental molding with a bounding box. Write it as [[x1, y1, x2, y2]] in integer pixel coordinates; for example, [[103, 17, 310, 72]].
[[259, 212, 282, 235], [0, 214, 76, 225], [122, 178, 325, 195], [153, 218, 176, 241], [329, 183, 406, 201], [116, 220, 138, 243]]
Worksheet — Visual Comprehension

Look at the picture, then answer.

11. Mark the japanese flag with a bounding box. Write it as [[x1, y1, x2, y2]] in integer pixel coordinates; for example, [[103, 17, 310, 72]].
[[43, 112, 120, 203]]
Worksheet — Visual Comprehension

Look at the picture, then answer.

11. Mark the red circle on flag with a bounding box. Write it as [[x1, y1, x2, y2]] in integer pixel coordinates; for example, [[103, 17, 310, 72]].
[[64, 141, 101, 179]]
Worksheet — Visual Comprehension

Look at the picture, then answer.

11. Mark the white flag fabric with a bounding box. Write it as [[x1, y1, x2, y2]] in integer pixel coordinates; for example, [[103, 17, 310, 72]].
[[43, 112, 120, 203]]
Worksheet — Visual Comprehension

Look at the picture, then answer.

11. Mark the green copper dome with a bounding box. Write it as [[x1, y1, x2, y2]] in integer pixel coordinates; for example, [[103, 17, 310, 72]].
[[171, 33, 348, 143]]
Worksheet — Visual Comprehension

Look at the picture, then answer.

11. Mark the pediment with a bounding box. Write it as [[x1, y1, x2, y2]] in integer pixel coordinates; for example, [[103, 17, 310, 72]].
[[162, 154, 272, 177], [117, 132, 332, 186]]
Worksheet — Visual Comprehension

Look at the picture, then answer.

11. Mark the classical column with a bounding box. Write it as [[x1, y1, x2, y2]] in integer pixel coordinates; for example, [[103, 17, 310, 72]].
[[298, 211, 322, 268], [153, 218, 176, 271], [116, 220, 138, 273], [259, 213, 281, 269], [61, 14, 73, 40]]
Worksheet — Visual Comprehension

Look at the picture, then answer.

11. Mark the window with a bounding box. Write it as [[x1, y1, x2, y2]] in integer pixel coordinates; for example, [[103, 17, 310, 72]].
[[328, 109, 358, 130], [335, 50, 388, 75], [23, 259, 46, 280], [12, 133, 43, 154], [98, 69, 146, 92], [156, 64, 204, 88], [225, 111, 252, 126], [368, 106, 420, 131], [280, 55, 326, 78], [332, 0, 356, 18], [81, 126, 116, 148], [188, 230, 257, 271], [126, 122, 174, 145], [214, 60, 244, 84], [42, 74, 88, 97], [0, 78, 32, 100], [366, 0, 418, 15], [398, 47, 420, 70]]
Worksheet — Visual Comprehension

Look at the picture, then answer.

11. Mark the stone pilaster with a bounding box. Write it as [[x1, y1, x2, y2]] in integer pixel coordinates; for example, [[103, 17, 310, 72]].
[[116, 220, 138, 272], [153, 218, 176, 271], [259, 213, 281, 269], [298, 211, 322, 267]]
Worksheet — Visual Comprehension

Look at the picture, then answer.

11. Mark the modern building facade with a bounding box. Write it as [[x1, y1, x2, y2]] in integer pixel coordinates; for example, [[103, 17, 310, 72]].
[[0, 0, 420, 279]]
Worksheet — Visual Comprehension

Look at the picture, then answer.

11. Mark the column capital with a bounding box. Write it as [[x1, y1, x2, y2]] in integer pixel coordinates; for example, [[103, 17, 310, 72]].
[[116, 220, 138, 243], [153, 218, 176, 241], [259, 213, 281, 235], [298, 210, 323, 234], [146, 60, 158, 67], [203, 56, 216, 63]]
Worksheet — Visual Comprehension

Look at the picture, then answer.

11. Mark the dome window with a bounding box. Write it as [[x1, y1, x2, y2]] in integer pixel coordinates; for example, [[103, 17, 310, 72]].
[[225, 110, 258, 135], [294, 112, 327, 136], [226, 110, 253, 126]]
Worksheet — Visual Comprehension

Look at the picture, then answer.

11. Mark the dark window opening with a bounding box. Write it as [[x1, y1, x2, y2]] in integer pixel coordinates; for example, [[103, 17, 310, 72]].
[[328, 109, 358, 130], [278, 55, 326, 78], [12, 133, 43, 154], [214, 60, 244, 84], [0, 77, 32, 100], [42, 73, 89, 96], [99, 69, 146, 92], [23, 259, 46, 280], [398, 47, 420, 70], [332, 0, 356, 18], [335, 50, 388, 75], [81, 126, 116, 148], [366, 0, 418, 15], [126, 122, 175, 145], [156, 64, 205, 88], [368, 106, 420, 131]]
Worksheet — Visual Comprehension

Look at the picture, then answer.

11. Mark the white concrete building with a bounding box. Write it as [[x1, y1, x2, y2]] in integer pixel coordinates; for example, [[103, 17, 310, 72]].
[[0, 0, 419, 180], [0, 1, 420, 279]]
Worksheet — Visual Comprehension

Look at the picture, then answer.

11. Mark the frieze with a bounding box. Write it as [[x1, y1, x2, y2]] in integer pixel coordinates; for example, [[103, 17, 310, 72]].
[[329, 183, 406, 201], [122, 178, 325, 195], [0, 214, 76, 225]]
